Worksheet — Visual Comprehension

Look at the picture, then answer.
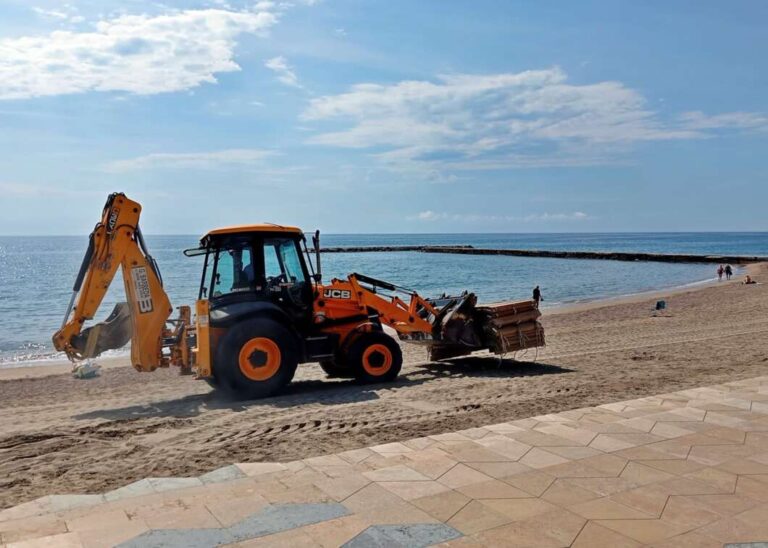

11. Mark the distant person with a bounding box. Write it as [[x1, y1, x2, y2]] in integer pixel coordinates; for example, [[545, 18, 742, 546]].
[[533, 285, 542, 308], [725, 264, 733, 280], [744, 275, 756, 285], [717, 264, 724, 281]]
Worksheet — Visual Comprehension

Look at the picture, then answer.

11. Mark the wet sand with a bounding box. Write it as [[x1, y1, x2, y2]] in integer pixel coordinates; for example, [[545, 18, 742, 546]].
[[0, 264, 766, 509]]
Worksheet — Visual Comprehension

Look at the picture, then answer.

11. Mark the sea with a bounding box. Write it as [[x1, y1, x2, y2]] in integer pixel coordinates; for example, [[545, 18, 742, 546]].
[[1, 232, 766, 367]]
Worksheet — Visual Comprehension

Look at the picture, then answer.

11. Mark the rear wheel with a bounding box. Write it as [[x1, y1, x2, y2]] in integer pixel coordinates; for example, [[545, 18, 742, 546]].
[[215, 318, 298, 398], [346, 331, 402, 384], [319, 359, 355, 379]]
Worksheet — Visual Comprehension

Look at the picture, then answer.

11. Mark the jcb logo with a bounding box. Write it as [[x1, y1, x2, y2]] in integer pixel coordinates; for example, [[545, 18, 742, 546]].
[[323, 289, 351, 299], [107, 208, 119, 233]]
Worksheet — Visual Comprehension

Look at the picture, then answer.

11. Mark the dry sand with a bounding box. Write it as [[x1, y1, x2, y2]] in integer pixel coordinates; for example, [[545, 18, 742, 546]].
[[1, 264, 766, 509]]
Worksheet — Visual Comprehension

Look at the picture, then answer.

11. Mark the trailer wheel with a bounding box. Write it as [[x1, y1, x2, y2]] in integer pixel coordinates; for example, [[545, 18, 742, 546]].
[[215, 318, 298, 399], [319, 358, 355, 379], [346, 331, 402, 384]]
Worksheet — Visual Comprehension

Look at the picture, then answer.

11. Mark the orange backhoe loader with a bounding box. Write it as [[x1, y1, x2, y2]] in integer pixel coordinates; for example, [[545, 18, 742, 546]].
[[53, 193, 544, 398]]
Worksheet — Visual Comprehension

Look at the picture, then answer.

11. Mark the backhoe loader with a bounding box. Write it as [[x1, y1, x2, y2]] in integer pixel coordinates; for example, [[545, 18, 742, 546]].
[[53, 193, 544, 398]]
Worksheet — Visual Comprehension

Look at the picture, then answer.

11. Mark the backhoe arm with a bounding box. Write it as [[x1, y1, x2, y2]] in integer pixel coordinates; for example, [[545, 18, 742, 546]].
[[52, 193, 173, 372]]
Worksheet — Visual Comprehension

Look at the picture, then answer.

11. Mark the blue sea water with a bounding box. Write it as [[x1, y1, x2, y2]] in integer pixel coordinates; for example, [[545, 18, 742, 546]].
[[0, 232, 765, 365]]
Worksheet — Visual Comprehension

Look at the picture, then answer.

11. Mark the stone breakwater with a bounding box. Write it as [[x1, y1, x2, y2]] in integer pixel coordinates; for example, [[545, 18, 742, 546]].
[[317, 245, 767, 264]]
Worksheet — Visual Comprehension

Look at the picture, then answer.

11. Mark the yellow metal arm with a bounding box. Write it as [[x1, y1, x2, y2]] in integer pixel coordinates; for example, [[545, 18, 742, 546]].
[[52, 193, 173, 371]]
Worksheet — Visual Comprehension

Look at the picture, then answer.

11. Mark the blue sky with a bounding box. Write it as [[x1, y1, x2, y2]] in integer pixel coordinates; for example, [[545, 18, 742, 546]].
[[0, 0, 766, 235]]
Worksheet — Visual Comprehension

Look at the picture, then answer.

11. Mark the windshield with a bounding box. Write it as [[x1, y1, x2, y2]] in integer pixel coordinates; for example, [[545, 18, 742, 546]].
[[206, 237, 308, 301]]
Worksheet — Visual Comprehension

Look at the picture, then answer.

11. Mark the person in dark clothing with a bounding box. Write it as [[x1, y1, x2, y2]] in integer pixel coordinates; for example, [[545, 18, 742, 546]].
[[533, 285, 542, 308], [725, 264, 733, 280]]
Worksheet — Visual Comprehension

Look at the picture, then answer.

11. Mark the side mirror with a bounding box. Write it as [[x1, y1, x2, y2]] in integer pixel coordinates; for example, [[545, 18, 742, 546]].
[[312, 229, 322, 282]]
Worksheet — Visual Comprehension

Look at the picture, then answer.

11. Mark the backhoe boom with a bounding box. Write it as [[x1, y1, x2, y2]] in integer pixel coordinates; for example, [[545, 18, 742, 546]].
[[52, 193, 181, 372]]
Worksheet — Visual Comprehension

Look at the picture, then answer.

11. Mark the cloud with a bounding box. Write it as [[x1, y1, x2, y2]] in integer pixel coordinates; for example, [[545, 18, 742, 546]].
[[411, 210, 591, 223], [105, 149, 278, 172], [303, 68, 767, 171], [677, 111, 768, 131], [0, 7, 278, 100], [264, 55, 301, 87]]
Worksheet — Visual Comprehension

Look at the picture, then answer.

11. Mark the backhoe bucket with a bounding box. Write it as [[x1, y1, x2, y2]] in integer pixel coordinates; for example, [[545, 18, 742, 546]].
[[70, 302, 133, 359]]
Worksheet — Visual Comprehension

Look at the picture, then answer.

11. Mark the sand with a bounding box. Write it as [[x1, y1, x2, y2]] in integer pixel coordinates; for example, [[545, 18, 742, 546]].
[[0, 264, 766, 509]]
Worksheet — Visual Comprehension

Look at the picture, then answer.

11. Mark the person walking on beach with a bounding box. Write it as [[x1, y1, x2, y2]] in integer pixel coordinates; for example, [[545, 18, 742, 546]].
[[725, 264, 733, 280], [533, 285, 542, 308], [717, 264, 724, 281]]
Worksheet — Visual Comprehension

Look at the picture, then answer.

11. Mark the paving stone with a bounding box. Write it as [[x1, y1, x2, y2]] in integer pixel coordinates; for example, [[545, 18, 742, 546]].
[[596, 518, 693, 544], [569, 496, 655, 520], [501, 470, 555, 497], [313, 472, 371, 501], [540, 478, 602, 506], [619, 461, 677, 485], [436, 464, 494, 489], [341, 523, 461, 548], [478, 497, 558, 521], [462, 460, 530, 479], [147, 478, 203, 493], [455, 479, 531, 500], [446, 500, 512, 535], [199, 465, 247, 485], [118, 502, 348, 548], [649, 530, 723, 548], [474, 508, 585, 547], [378, 480, 451, 501], [411, 490, 471, 522], [235, 463, 287, 477], [518, 447, 570, 469], [228, 503, 349, 542], [363, 465, 430, 482], [0, 514, 68, 544], [659, 495, 724, 528], [474, 436, 531, 460], [571, 521, 642, 548], [6, 531, 84, 548], [299, 515, 371, 547], [370, 442, 413, 455], [104, 480, 156, 502]]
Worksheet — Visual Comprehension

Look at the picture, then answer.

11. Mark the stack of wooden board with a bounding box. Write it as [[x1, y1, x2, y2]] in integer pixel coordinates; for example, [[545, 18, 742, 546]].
[[427, 298, 546, 361], [476, 300, 545, 354]]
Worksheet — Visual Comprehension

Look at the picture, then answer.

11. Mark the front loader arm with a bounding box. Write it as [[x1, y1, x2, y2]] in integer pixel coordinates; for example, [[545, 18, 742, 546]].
[[52, 193, 173, 372]]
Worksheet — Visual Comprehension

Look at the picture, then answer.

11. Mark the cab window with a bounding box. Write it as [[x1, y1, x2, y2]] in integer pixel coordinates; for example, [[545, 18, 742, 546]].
[[211, 244, 257, 297], [264, 238, 308, 290]]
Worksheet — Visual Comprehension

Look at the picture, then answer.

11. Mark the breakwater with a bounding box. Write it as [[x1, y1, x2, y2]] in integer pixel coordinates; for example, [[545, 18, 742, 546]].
[[318, 245, 767, 264]]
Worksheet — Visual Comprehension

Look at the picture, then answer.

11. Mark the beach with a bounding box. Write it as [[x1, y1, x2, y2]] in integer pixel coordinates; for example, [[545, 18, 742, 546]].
[[0, 263, 765, 510]]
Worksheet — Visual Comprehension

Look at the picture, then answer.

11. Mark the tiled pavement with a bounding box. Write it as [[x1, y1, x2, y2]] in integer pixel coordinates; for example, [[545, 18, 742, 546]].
[[4, 377, 768, 547]]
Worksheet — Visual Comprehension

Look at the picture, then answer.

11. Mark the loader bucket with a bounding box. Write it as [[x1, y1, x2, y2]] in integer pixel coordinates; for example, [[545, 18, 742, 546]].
[[428, 297, 545, 361], [70, 302, 132, 359]]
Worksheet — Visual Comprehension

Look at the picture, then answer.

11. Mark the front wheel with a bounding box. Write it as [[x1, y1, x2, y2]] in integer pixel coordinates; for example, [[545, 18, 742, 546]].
[[345, 331, 403, 384], [215, 318, 298, 399]]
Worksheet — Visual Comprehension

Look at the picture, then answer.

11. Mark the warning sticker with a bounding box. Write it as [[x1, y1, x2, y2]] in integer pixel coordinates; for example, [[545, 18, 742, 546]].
[[131, 266, 154, 314]]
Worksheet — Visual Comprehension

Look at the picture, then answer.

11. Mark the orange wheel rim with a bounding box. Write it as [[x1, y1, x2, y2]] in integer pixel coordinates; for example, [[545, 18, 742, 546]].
[[238, 337, 281, 381], [362, 344, 392, 376]]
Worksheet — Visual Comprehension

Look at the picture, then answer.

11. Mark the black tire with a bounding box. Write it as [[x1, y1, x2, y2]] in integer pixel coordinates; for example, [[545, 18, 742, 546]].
[[345, 331, 403, 384], [319, 358, 355, 379], [214, 317, 299, 399]]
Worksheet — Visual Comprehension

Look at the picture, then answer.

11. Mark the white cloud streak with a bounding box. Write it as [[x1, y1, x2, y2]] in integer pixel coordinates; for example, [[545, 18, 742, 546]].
[[0, 7, 278, 100], [104, 149, 278, 172], [303, 68, 767, 170], [264, 55, 301, 87]]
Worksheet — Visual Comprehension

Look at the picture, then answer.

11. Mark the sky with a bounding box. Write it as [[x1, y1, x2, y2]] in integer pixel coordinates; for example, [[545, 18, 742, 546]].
[[0, 0, 766, 235]]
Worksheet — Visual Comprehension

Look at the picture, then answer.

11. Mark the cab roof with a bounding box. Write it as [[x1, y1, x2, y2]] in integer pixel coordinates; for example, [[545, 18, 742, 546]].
[[203, 223, 303, 238]]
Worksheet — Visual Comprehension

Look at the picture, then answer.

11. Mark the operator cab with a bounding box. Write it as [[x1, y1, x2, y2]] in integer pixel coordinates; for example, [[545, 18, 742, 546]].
[[185, 224, 316, 328]]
